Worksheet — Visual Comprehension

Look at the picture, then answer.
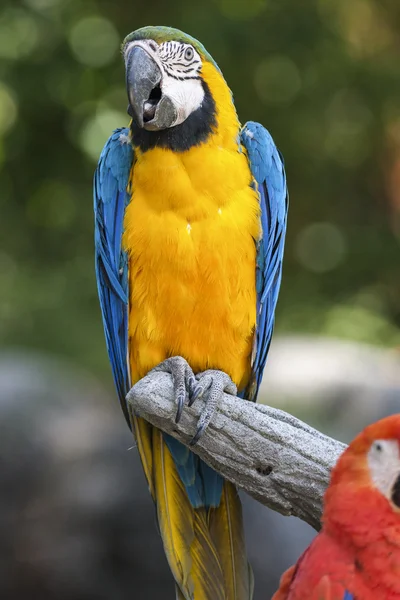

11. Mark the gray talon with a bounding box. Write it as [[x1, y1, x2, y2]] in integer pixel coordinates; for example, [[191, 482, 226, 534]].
[[188, 376, 211, 406], [149, 357, 195, 423], [149, 360, 237, 445], [188, 375, 197, 398], [189, 423, 207, 446], [189, 370, 237, 445], [175, 391, 186, 423]]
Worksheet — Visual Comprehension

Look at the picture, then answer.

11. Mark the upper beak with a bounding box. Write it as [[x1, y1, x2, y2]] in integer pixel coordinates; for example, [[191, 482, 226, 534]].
[[125, 45, 177, 131]]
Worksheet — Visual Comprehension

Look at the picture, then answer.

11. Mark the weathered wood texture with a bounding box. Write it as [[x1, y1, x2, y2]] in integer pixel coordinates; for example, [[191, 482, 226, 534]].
[[127, 372, 346, 531]]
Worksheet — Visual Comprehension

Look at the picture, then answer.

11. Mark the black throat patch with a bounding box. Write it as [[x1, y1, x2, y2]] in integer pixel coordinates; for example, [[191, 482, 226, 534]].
[[129, 80, 217, 153]]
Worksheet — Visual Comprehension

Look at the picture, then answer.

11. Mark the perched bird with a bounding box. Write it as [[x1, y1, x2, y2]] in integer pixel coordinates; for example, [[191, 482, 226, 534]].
[[94, 26, 288, 600], [272, 414, 400, 600]]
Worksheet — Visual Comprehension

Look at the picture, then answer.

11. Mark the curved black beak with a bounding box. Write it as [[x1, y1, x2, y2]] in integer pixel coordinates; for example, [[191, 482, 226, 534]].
[[391, 472, 400, 508], [125, 45, 177, 131]]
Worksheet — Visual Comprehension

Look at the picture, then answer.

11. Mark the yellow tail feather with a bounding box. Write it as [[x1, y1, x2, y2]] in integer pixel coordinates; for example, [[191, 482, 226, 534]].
[[153, 428, 226, 599], [209, 482, 254, 599], [132, 415, 155, 497], [131, 414, 253, 600], [176, 586, 188, 600]]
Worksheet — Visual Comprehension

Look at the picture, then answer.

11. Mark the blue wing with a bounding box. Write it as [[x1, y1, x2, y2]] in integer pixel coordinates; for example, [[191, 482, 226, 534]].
[[93, 128, 220, 507], [240, 121, 288, 401], [94, 128, 133, 425], [343, 593, 354, 600]]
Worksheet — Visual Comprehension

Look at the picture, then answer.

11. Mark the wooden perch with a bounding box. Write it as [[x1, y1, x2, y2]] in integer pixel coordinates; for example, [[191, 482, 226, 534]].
[[127, 371, 346, 531]]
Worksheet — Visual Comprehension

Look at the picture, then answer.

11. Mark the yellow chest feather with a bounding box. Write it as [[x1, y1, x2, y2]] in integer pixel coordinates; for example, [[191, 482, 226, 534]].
[[123, 143, 260, 390]]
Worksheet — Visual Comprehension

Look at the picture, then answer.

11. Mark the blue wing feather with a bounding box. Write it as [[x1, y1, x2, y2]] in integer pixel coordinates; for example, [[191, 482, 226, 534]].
[[94, 128, 133, 425], [240, 121, 288, 401]]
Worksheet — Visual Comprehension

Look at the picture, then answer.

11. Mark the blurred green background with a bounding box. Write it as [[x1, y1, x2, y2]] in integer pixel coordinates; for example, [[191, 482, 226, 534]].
[[1, 0, 400, 376], [1, 1, 400, 598]]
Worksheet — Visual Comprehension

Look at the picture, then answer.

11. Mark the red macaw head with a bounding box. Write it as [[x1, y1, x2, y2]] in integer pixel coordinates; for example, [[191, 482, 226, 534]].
[[324, 414, 400, 540]]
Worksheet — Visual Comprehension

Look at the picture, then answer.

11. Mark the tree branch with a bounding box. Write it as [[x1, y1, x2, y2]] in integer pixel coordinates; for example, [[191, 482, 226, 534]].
[[127, 372, 346, 531]]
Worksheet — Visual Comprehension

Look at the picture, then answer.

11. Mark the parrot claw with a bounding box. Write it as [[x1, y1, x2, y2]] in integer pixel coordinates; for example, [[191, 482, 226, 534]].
[[150, 360, 236, 446], [188, 370, 237, 446], [150, 357, 196, 424]]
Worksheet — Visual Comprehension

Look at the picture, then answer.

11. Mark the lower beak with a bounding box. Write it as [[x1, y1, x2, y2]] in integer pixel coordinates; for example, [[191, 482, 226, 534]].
[[125, 45, 177, 131]]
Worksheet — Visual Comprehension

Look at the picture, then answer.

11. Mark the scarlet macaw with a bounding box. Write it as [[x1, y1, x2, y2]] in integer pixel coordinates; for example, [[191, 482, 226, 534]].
[[272, 414, 400, 599], [94, 26, 288, 599]]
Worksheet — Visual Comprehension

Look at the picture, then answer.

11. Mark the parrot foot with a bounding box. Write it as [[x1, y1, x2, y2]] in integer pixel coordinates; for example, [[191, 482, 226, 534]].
[[188, 370, 237, 446], [150, 357, 196, 424]]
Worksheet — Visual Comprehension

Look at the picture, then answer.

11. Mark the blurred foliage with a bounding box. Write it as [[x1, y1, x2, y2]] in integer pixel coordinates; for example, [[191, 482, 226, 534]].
[[1, 0, 400, 379]]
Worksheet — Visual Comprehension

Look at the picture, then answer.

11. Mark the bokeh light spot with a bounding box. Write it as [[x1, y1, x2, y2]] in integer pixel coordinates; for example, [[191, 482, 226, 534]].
[[68, 17, 119, 68], [0, 8, 39, 60], [25, 0, 66, 9], [0, 83, 18, 136], [101, 87, 128, 111], [295, 222, 347, 273], [79, 109, 128, 162], [323, 304, 399, 346], [254, 56, 301, 105], [318, 0, 394, 59]]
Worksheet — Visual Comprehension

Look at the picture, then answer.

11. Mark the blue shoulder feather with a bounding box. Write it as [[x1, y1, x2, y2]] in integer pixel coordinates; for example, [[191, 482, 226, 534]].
[[240, 121, 288, 401], [94, 128, 133, 425]]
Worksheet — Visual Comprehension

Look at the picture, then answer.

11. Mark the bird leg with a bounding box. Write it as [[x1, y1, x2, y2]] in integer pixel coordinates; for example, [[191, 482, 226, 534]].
[[149, 357, 196, 424], [188, 370, 237, 446]]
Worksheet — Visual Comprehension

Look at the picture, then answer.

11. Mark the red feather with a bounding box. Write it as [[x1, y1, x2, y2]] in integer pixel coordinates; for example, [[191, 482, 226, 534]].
[[272, 415, 400, 600]]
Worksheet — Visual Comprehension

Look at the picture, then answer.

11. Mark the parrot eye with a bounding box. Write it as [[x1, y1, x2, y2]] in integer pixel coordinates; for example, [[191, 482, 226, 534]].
[[148, 40, 158, 52], [184, 47, 194, 61], [368, 438, 400, 505]]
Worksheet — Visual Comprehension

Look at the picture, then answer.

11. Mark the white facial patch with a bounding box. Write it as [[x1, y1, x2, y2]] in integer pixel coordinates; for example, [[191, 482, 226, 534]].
[[158, 41, 204, 126], [162, 77, 205, 126], [367, 439, 400, 500], [124, 39, 205, 128]]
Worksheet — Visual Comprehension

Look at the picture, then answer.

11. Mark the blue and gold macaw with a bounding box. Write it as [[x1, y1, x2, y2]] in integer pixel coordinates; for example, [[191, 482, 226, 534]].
[[94, 26, 288, 600]]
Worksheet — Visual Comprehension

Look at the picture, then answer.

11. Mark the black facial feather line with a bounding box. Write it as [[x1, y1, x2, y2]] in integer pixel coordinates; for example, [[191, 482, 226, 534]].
[[158, 41, 201, 81]]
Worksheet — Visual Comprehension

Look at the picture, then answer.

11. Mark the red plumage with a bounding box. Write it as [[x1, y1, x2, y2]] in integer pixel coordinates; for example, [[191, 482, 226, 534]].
[[272, 415, 400, 600]]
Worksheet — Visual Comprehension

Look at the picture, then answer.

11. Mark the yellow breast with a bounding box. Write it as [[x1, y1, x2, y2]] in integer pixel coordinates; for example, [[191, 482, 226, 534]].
[[123, 140, 260, 390]]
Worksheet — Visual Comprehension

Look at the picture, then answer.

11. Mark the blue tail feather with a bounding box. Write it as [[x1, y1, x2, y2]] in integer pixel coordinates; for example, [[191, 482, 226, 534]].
[[163, 433, 224, 509]]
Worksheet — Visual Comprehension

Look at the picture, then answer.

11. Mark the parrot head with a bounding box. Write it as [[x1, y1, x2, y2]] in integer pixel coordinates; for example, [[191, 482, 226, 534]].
[[122, 26, 236, 151], [325, 415, 400, 537]]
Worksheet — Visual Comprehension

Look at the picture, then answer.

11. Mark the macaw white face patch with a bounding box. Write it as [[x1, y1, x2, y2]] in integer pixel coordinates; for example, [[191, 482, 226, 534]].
[[124, 39, 205, 127], [367, 439, 400, 505]]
